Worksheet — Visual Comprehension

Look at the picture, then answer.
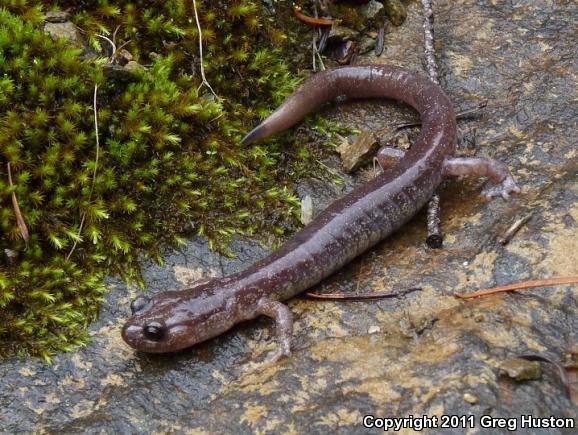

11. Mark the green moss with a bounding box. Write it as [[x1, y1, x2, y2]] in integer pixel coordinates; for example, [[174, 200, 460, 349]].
[[0, 1, 328, 359]]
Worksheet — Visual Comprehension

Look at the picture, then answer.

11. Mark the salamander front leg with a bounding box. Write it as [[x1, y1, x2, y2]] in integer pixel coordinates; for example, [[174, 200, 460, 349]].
[[256, 298, 293, 363], [376, 147, 520, 200], [442, 157, 521, 200]]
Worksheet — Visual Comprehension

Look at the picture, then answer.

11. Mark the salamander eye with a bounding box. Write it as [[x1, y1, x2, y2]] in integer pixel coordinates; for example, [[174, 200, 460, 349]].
[[143, 321, 166, 341], [130, 296, 150, 314]]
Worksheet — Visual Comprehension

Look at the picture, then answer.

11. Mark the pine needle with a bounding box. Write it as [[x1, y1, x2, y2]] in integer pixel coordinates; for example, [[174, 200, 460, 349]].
[[306, 288, 421, 300], [7, 162, 29, 247], [66, 84, 100, 260], [456, 276, 578, 299], [67, 33, 120, 260], [192, 0, 218, 98]]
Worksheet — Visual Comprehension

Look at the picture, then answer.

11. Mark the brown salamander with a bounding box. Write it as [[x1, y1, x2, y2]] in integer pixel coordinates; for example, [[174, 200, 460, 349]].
[[122, 65, 520, 359]]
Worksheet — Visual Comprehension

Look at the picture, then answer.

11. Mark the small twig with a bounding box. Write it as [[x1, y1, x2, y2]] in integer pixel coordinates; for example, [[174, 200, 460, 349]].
[[67, 33, 121, 260], [517, 354, 572, 399], [454, 100, 488, 119], [315, 45, 326, 71], [115, 40, 132, 55], [393, 120, 424, 131], [306, 287, 421, 300], [425, 194, 442, 248], [97, 34, 116, 58], [312, 0, 318, 72], [88, 86, 101, 198], [101, 32, 132, 65], [498, 212, 533, 245], [420, 0, 443, 248], [7, 163, 29, 247], [395, 101, 488, 130], [310, 3, 326, 72], [312, 35, 316, 72], [192, 0, 217, 98], [455, 276, 578, 299], [67, 83, 101, 260], [420, 0, 438, 85], [111, 25, 121, 47], [374, 25, 385, 57], [317, 26, 331, 53]]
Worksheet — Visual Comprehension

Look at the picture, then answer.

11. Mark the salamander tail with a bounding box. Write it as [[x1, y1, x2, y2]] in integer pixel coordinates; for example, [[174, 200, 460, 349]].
[[241, 123, 268, 145]]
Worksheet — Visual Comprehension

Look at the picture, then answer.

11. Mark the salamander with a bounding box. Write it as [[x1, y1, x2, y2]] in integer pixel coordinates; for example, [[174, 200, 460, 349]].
[[122, 65, 520, 359]]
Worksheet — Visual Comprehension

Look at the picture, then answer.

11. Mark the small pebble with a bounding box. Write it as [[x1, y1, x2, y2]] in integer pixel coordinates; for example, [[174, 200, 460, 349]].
[[360, 0, 384, 20], [500, 357, 541, 381], [45, 11, 71, 23], [463, 392, 478, 404], [473, 313, 486, 322], [358, 36, 377, 54], [368, 325, 381, 334], [327, 25, 359, 43], [300, 195, 314, 225]]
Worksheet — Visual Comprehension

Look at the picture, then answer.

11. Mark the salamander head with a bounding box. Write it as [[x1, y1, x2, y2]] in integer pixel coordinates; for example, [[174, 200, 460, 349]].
[[121, 279, 235, 353]]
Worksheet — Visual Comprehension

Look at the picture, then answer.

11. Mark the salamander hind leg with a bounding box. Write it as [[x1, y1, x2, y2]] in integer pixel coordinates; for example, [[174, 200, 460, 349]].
[[442, 157, 521, 200], [256, 298, 293, 363]]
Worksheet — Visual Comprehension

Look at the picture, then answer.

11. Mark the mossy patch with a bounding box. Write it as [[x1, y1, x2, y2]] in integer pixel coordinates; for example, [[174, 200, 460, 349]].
[[0, 1, 337, 359]]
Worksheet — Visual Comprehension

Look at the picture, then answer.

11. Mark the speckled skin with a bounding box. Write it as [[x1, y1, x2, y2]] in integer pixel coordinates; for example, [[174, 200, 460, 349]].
[[122, 65, 519, 357]]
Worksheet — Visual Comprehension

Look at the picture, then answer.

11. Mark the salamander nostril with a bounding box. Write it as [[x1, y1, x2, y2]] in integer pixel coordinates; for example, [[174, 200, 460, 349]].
[[143, 321, 165, 341], [130, 296, 150, 314]]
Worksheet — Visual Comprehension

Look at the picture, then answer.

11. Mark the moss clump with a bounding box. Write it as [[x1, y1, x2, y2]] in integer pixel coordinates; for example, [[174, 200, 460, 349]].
[[0, 1, 315, 360]]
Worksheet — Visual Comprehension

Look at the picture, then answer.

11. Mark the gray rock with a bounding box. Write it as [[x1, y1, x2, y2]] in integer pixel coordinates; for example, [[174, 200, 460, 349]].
[[359, 0, 384, 20], [358, 35, 377, 54], [44, 11, 71, 23], [43, 21, 84, 48], [327, 25, 358, 42]]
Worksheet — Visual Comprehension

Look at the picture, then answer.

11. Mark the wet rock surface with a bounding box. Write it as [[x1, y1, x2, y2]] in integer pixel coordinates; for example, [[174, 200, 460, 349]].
[[2, 1, 578, 433]]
